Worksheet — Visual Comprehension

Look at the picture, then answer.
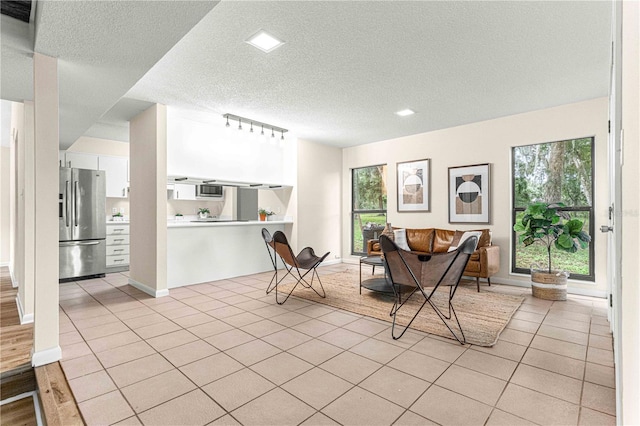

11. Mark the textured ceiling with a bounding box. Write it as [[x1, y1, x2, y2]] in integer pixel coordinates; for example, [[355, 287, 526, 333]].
[[1, 1, 611, 148], [1, 1, 217, 148], [123, 0, 611, 147]]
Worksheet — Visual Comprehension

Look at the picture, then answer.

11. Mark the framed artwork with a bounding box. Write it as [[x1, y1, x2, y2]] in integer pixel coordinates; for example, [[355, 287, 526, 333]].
[[448, 163, 490, 223], [397, 159, 430, 212]]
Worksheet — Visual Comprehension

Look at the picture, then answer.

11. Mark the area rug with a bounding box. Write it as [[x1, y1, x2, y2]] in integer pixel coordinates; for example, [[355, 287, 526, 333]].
[[280, 270, 524, 346]]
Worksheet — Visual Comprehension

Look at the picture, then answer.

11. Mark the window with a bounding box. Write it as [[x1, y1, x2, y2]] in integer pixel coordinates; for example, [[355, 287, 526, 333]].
[[352, 165, 387, 255], [512, 137, 595, 280]]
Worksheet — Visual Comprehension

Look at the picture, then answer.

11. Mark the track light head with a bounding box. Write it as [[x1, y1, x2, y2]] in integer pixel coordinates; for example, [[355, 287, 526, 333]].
[[271, 127, 275, 138], [238, 118, 242, 131], [250, 122, 254, 133], [225, 116, 230, 128]]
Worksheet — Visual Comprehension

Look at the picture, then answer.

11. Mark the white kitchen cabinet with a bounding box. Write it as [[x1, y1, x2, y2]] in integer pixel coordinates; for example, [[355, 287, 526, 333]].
[[106, 224, 130, 272], [64, 152, 99, 169], [99, 155, 129, 198], [172, 183, 196, 200]]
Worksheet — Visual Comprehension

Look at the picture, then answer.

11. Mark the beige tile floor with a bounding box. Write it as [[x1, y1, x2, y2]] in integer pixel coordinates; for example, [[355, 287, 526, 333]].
[[58, 264, 616, 426]]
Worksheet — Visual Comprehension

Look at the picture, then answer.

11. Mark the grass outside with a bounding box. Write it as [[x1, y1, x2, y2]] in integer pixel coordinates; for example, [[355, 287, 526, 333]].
[[515, 241, 590, 275], [514, 210, 591, 276]]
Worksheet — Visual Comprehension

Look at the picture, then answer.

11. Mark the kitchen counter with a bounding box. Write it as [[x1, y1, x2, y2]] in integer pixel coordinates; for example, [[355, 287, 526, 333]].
[[167, 220, 292, 228], [167, 221, 291, 288]]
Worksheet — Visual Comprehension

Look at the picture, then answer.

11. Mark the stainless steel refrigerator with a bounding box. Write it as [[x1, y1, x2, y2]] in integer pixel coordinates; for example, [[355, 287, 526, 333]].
[[59, 167, 106, 280]]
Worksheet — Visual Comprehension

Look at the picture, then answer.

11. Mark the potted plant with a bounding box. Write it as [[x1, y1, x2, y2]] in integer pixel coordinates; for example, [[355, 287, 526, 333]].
[[513, 202, 591, 300], [198, 208, 210, 219], [175, 213, 183, 221], [258, 208, 273, 221]]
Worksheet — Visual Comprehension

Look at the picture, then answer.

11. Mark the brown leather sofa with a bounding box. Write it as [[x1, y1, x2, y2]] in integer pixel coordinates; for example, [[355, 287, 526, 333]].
[[366, 228, 500, 292]]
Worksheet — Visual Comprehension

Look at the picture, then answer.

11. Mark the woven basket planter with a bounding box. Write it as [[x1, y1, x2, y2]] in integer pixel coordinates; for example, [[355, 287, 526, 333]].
[[531, 270, 569, 301]]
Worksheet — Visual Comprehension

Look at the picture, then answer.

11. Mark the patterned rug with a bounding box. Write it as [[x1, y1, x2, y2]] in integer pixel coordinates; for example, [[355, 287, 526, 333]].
[[279, 270, 524, 346]]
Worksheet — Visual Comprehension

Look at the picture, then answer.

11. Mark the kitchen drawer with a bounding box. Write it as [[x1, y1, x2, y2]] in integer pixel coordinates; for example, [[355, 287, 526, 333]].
[[106, 245, 130, 256], [106, 254, 129, 267], [106, 225, 129, 235], [106, 235, 130, 245]]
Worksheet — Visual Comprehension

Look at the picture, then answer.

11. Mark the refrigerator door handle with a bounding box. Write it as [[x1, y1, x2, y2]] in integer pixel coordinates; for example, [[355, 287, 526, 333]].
[[60, 240, 102, 247], [74, 181, 79, 227], [65, 180, 71, 227]]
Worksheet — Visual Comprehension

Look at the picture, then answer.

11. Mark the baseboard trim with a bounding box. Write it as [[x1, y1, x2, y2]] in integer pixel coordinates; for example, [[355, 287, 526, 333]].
[[489, 277, 607, 298], [0, 261, 8, 267], [31, 346, 62, 367], [16, 295, 34, 324], [322, 259, 342, 266], [128, 277, 169, 298], [9, 265, 18, 288]]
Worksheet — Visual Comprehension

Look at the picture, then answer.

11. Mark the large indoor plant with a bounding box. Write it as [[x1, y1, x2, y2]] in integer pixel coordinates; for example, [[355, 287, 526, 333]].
[[513, 202, 591, 300]]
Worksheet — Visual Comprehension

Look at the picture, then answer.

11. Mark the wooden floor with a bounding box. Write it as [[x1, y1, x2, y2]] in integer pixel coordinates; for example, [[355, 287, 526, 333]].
[[0, 267, 33, 375], [0, 395, 38, 426]]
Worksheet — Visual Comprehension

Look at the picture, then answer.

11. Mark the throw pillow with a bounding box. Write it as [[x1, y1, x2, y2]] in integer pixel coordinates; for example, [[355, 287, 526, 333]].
[[393, 229, 411, 251], [447, 231, 482, 252]]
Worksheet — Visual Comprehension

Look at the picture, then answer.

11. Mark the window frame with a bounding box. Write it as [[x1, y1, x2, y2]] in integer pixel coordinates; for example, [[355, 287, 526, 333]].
[[510, 137, 595, 281], [351, 164, 387, 256]]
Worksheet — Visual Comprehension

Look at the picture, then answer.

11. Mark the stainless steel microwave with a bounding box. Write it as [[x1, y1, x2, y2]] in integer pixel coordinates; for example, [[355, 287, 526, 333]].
[[196, 184, 223, 198]]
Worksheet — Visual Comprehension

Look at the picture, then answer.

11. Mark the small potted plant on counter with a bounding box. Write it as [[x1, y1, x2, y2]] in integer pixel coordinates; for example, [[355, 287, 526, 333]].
[[258, 208, 274, 221], [112, 212, 123, 221], [198, 208, 210, 219], [513, 202, 591, 300], [175, 213, 183, 221]]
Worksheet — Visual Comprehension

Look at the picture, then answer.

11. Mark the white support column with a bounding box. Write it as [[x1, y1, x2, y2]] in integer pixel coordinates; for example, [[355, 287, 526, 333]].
[[31, 53, 60, 366], [17, 101, 35, 324], [129, 104, 168, 297]]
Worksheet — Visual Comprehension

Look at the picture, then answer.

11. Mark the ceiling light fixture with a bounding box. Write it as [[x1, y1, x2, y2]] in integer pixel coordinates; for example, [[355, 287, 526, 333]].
[[245, 29, 285, 53], [396, 109, 415, 117], [223, 113, 288, 141]]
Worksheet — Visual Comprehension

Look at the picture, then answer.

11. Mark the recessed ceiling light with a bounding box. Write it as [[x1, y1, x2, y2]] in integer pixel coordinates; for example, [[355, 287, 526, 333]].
[[246, 30, 284, 53], [395, 109, 415, 117]]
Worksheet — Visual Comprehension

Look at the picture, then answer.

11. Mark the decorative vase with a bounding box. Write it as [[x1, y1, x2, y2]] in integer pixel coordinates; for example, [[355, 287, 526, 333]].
[[199, 212, 208, 219], [381, 222, 394, 241], [531, 267, 569, 301], [259, 213, 267, 221]]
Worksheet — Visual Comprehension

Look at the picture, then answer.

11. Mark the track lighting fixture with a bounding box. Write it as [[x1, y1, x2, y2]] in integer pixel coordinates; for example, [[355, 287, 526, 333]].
[[223, 113, 288, 141]]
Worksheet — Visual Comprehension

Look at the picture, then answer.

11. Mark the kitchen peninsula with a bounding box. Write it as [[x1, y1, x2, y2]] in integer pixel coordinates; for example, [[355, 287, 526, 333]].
[[166, 219, 292, 288]]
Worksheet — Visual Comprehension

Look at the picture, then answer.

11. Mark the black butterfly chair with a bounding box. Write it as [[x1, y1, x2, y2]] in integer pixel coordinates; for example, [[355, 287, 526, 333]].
[[380, 234, 478, 343], [261, 228, 329, 305]]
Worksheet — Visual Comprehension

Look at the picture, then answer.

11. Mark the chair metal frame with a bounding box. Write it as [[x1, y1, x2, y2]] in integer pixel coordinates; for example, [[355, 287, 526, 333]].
[[380, 234, 478, 343], [261, 228, 329, 305]]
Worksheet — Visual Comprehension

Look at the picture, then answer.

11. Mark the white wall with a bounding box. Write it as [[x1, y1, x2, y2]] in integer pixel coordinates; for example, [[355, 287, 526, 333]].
[[166, 107, 297, 187], [67, 136, 129, 157], [0, 147, 10, 265], [342, 97, 608, 295], [296, 139, 342, 261], [620, 1, 639, 423]]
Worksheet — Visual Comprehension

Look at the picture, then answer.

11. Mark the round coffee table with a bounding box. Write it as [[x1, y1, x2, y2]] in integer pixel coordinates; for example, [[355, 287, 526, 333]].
[[359, 256, 394, 294]]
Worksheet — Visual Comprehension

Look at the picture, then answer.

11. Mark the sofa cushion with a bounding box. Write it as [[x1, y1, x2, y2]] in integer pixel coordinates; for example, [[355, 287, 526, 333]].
[[432, 229, 455, 253], [405, 228, 434, 253]]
